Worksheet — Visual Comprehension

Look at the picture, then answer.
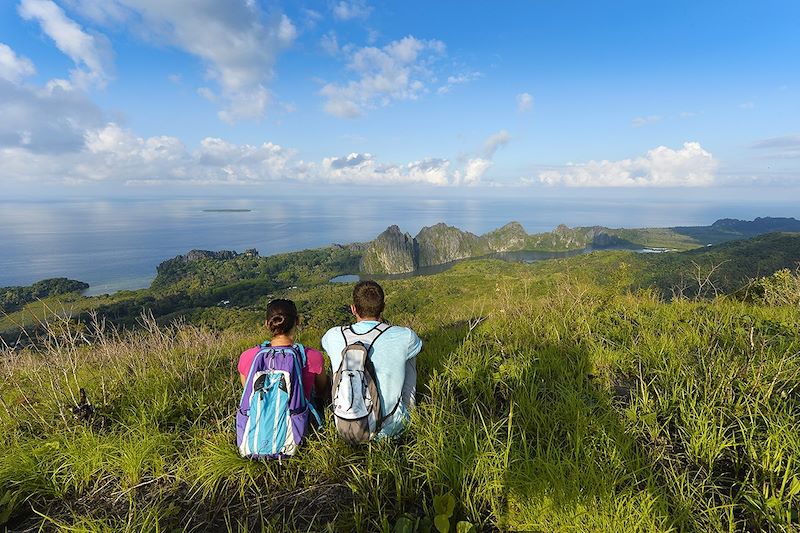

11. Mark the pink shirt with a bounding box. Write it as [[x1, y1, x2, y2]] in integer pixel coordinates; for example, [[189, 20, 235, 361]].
[[237, 345, 324, 401]]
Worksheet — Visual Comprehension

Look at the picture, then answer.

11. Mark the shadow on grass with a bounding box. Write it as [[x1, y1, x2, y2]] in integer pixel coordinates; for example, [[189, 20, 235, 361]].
[[500, 340, 687, 531]]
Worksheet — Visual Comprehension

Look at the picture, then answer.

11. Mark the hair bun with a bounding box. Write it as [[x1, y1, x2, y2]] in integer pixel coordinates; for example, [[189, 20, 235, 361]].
[[265, 298, 298, 335], [269, 314, 287, 328]]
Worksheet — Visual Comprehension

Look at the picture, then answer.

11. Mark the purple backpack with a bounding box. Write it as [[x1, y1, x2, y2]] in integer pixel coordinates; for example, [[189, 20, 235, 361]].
[[236, 343, 320, 459]]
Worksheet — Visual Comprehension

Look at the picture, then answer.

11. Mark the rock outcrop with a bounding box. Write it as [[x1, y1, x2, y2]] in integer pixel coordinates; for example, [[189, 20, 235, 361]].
[[415, 223, 488, 268], [360, 225, 417, 274], [484, 222, 528, 252]]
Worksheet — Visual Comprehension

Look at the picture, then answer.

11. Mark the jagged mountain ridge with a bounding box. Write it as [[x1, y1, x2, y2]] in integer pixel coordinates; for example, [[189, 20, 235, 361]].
[[360, 217, 800, 275], [360, 221, 628, 274]]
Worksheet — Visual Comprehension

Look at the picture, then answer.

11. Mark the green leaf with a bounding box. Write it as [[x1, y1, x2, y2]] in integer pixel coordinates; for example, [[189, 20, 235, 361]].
[[393, 516, 415, 533], [790, 477, 800, 497], [766, 496, 782, 510], [0, 507, 12, 527], [456, 521, 476, 533], [434, 514, 450, 533], [418, 516, 433, 533], [433, 492, 455, 517]]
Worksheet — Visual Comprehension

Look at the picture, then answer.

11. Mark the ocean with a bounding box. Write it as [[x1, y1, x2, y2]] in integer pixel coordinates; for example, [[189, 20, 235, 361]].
[[2, 189, 797, 294]]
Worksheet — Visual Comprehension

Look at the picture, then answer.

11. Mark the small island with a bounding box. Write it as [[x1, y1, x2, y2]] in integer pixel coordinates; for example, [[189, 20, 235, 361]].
[[201, 209, 252, 212]]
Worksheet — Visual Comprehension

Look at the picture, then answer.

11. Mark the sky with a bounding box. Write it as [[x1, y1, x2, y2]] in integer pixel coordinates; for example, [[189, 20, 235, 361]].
[[1, 0, 799, 198]]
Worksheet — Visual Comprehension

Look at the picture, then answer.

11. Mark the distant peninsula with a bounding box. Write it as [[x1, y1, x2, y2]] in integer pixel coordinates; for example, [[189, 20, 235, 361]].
[[1, 278, 89, 314], [202, 208, 252, 212]]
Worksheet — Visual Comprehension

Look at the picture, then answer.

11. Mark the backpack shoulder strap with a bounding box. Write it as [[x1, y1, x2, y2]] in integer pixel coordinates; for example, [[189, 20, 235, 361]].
[[341, 325, 358, 346], [292, 343, 307, 368], [369, 323, 392, 346], [239, 345, 273, 405], [343, 322, 392, 346]]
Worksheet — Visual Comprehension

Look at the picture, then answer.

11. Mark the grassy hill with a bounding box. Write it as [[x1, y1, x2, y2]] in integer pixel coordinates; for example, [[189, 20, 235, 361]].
[[2, 243, 800, 531]]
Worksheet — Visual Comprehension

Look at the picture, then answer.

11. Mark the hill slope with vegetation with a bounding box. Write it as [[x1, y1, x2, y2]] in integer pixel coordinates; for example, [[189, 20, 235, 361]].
[[2, 235, 800, 531], [1, 278, 88, 314]]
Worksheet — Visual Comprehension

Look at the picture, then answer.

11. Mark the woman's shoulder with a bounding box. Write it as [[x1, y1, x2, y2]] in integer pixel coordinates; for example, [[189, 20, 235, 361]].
[[239, 346, 261, 359], [300, 345, 324, 373], [302, 346, 324, 359]]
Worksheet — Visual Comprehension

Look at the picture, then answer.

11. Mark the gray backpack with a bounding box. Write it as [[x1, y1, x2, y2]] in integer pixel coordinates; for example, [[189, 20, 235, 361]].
[[331, 323, 394, 444]]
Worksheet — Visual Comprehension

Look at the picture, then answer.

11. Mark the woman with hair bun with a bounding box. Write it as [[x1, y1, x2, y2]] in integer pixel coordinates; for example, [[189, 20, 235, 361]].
[[237, 299, 328, 411]]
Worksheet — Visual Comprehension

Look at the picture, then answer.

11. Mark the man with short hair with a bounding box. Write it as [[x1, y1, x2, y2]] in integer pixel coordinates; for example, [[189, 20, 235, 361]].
[[322, 280, 422, 439]]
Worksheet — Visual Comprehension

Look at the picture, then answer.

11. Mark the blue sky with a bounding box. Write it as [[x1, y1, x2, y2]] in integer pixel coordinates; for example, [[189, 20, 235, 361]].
[[1, 0, 799, 197]]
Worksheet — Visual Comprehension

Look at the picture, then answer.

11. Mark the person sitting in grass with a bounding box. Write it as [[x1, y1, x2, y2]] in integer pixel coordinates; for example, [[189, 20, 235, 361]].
[[322, 280, 422, 442], [238, 299, 329, 414]]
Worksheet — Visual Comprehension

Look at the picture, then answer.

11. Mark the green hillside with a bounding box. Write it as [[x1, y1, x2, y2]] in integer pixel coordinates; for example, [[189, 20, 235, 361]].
[[2, 239, 799, 531], [1, 278, 89, 314]]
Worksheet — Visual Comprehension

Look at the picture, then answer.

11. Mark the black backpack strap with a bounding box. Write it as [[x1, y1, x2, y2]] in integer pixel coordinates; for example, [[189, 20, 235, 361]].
[[369, 323, 392, 348], [379, 398, 402, 429], [342, 322, 392, 347]]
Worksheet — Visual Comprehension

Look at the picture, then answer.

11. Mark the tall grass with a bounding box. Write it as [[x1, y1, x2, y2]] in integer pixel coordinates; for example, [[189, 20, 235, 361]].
[[1, 259, 799, 531]]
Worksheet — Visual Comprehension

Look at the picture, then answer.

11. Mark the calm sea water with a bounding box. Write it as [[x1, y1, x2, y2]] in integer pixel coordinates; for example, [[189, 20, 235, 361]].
[[1, 190, 797, 294]]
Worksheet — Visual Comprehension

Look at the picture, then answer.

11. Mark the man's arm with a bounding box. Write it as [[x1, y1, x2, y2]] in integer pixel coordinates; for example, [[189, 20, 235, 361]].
[[400, 358, 417, 409], [400, 329, 422, 409], [406, 329, 423, 360], [314, 372, 331, 406]]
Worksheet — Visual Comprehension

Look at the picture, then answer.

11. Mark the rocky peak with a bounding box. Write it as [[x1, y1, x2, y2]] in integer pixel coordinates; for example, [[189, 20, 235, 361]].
[[415, 223, 487, 268], [484, 221, 528, 252], [360, 225, 417, 274], [183, 250, 237, 262], [553, 224, 571, 234]]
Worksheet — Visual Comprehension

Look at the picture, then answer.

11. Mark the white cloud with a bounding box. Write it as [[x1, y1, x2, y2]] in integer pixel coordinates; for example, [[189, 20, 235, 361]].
[[321, 153, 450, 185], [447, 130, 511, 186], [631, 115, 663, 127], [18, 0, 111, 88], [2, 122, 294, 185], [538, 142, 718, 187], [482, 129, 511, 158], [679, 111, 697, 118], [2, 119, 514, 187], [0, 76, 105, 153], [453, 158, 491, 186], [277, 14, 297, 44], [516, 92, 533, 113], [321, 128, 511, 186], [301, 8, 323, 28], [67, 0, 296, 122], [437, 71, 481, 94], [739, 101, 755, 110], [366, 28, 380, 45], [320, 31, 340, 56], [332, 0, 372, 20], [0, 43, 36, 83], [320, 35, 446, 118]]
